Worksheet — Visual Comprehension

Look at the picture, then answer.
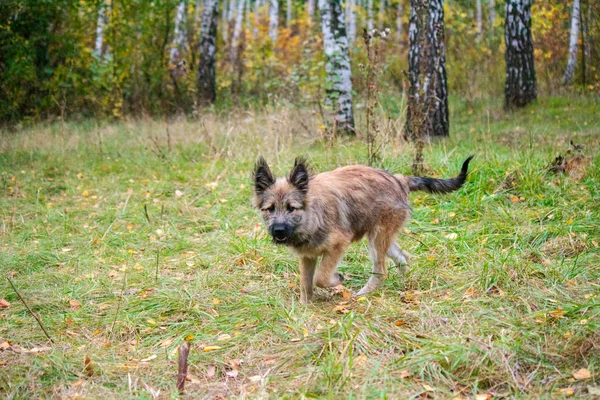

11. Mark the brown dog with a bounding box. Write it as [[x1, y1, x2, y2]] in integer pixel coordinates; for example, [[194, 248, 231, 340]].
[[253, 156, 473, 303]]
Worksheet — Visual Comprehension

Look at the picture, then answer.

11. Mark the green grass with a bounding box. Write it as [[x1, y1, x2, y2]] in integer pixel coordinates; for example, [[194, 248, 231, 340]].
[[1, 95, 599, 399]]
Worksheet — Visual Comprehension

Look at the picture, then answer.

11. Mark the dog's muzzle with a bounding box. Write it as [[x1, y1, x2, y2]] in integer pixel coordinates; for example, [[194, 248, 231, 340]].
[[271, 225, 289, 243]]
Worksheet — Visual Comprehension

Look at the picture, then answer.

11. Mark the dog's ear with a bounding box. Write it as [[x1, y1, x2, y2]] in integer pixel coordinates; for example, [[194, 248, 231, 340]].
[[254, 156, 275, 195], [289, 157, 309, 194]]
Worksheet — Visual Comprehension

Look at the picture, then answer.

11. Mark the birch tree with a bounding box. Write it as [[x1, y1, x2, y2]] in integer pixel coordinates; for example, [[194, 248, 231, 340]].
[[198, 0, 219, 105], [319, 0, 355, 135], [169, 0, 188, 66], [286, 0, 292, 25], [307, 0, 315, 21], [230, 0, 246, 64], [476, 0, 482, 40], [367, 0, 374, 30], [378, 0, 386, 29], [269, 0, 279, 43], [346, 0, 357, 45], [504, 0, 536, 109], [396, 0, 404, 41], [94, 0, 109, 58], [561, 0, 580, 86], [488, 0, 496, 28], [406, 0, 449, 139]]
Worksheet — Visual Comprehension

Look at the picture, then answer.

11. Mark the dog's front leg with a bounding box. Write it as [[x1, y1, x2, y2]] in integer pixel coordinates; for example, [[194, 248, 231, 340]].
[[299, 256, 317, 303]]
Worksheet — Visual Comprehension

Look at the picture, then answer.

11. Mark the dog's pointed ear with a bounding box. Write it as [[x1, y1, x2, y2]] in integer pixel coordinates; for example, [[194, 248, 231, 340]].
[[254, 156, 275, 195], [289, 157, 309, 194]]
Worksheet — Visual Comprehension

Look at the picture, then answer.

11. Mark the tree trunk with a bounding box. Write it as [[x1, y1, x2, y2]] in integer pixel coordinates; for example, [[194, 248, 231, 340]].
[[269, 0, 279, 43], [347, 0, 356, 45], [230, 0, 245, 63], [504, 0, 536, 109], [406, 0, 449, 139], [254, 0, 262, 38], [169, 0, 189, 66], [307, 0, 315, 21], [488, 0, 496, 28], [94, 0, 109, 57], [367, 0, 374, 30], [286, 0, 292, 25], [396, 0, 403, 42], [561, 0, 580, 86], [476, 0, 482, 40], [319, 0, 355, 135], [197, 0, 219, 106]]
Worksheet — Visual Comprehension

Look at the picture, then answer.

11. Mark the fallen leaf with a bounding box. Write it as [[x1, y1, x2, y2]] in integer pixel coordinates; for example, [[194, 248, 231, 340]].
[[69, 299, 81, 310], [0, 299, 10, 309], [140, 354, 157, 362], [30, 346, 52, 353], [184, 334, 195, 341], [175, 190, 183, 198], [573, 368, 592, 380], [422, 383, 434, 391], [84, 355, 94, 377], [558, 388, 574, 397], [226, 370, 238, 378], [399, 370, 411, 379], [212, 298, 221, 305], [159, 338, 173, 348], [333, 304, 350, 314], [445, 232, 458, 240], [394, 320, 406, 327], [249, 375, 261, 383], [203, 346, 221, 352], [463, 287, 476, 298], [206, 365, 216, 377], [0, 342, 11, 350], [217, 334, 231, 341], [475, 394, 493, 400], [549, 308, 564, 319], [290, 338, 302, 342], [62, 247, 73, 253]]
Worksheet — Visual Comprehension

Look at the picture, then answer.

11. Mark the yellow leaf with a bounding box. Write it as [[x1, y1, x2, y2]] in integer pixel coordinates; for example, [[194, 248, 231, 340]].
[[217, 334, 232, 341], [212, 298, 221, 304], [184, 334, 195, 341], [82, 190, 90, 197], [573, 368, 592, 380], [203, 346, 221, 352], [558, 388, 575, 396]]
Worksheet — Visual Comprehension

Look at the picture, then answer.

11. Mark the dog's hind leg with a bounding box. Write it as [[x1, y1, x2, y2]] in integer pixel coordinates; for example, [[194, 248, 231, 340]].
[[356, 230, 394, 297], [387, 242, 410, 276]]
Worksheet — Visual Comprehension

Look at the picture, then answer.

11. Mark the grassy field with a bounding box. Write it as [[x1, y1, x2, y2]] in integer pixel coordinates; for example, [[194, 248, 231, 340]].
[[1, 96, 599, 399]]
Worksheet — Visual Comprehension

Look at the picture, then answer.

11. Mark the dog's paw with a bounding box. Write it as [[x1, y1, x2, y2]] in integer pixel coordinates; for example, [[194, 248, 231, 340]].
[[335, 272, 345, 284]]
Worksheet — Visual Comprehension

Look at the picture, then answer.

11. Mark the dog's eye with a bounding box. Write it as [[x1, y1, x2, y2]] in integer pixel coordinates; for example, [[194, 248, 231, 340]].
[[266, 205, 275, 213], [287, 204, 296, 213]]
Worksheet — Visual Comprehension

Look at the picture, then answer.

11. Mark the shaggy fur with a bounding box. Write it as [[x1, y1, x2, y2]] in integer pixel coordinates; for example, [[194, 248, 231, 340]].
[[253, 156, 473, 303]]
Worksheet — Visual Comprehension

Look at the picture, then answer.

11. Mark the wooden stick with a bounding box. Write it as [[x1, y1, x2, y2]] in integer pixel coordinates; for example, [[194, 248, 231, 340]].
[[6, 276, 54, 343], [155, 251, 160, 283], [143, 204, 151, 224], [177, 342, 190, 394]]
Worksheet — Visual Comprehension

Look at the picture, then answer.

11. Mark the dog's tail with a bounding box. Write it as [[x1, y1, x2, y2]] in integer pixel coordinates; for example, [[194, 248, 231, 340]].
[[406, 156, 474, 194]]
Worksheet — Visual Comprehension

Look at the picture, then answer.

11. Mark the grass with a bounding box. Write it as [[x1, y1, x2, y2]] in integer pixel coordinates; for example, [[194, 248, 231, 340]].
[[0, 95, 599, 399]]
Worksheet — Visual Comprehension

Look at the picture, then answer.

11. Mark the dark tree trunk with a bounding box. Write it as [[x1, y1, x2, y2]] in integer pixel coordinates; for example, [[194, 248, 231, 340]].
[[319, 0, 355, 135], [197, 0, 219, 106], [406, 0, 449, 140], [504, 0, 536, 109]]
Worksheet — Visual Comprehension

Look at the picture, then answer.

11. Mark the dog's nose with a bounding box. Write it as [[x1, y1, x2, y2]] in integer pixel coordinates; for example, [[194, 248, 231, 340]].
[[272, 225, 287, 240]]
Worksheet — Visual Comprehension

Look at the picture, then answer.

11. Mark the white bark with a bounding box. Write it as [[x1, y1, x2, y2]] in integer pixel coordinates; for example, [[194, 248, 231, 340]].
[[195, 0, 203, 24], [269, 0, 279, 43], [561, 0, 580, 85], [307, 0, 315, 19], [94, 0, 108, 57], [476, 0, 482, 40], [230, 0, 245, 63], [286, 0, 292, 25], [228, 0, 237, 20], [222, 0, 229, 41], [367, 0, 374, 30], [319, 0, 355, 134], [488, 0, 496, 28], [347, 0, 356, 45], [396, 0, 403, 41], [169, 0, 189, 65], [254, 0, 262, 38]]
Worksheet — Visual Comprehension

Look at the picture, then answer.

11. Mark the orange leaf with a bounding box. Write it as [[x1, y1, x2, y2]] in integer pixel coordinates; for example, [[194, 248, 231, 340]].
[[69, 300, 81, 310], [573, 368, 592, 380], [84, 355, 94, 377], [0, 299, 10, 309]]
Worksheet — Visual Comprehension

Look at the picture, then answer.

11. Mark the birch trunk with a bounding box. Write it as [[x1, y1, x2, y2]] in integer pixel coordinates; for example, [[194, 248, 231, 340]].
[[488, 0, 496, 28], [286, 0, 292, 25], [307, 0, 315, 20], [319, 0, 355, 135], [406, 0, 449, 139], [476, 0, 482, 40], [94, 0, 109, 57], [230, 0, 245, 63], [396, 0, 403, 41], [504, 0, 536, 108], [347, 0, 356, 45], [367, 0, 374, 30], [222, 0, 229, 41], [169, 0, 189, 66], [198, 0, 219, 105], [269, 0, 279, 43], [254, 0, 262, 38], [561, 0, 580, 86]]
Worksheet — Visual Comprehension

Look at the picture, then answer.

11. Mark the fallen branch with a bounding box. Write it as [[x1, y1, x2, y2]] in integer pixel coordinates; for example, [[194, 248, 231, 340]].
[[6, 276, 54, 343], [177, 342, 191, 394]]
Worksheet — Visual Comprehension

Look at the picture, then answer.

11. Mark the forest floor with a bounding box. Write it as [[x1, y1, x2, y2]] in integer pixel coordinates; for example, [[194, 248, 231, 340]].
[[1, 95, 599, 399]]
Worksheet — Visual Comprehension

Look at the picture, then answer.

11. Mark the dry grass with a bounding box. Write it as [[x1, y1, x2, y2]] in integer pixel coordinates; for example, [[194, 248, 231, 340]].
[[1, 95, 599, 399]]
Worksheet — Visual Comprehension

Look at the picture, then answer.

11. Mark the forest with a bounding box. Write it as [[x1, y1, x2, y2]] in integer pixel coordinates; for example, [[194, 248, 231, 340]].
[[1, 0, 599, 398]]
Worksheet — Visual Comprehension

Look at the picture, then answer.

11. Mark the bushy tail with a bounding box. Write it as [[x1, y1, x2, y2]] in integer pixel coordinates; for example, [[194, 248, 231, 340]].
[[408, 156, 474, 194]]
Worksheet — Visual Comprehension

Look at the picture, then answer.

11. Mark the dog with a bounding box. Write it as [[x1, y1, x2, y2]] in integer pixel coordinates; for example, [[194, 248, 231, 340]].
[[253, 156, 473, 303]]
